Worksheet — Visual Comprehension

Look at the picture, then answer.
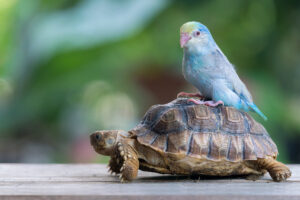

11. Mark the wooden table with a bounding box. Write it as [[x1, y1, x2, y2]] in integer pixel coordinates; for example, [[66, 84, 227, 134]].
[[0, 164, 299, 200]]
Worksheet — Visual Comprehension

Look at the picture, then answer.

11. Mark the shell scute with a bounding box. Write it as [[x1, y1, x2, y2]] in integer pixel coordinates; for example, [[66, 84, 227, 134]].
[[221, 107, 245, 134], [186, 105, 217, 131], [190, 133, 210, 157], [141, 105, 166, 126], [209, 133, 230, 160], [243, 134, 257, 160], [250, 136, 265, 158], [152, 108, 185, 134], [245, 113, 268, 135], [151, 135, 167, 151], [137, 131, 157, 145], [227, 135, 243, 161], [167, 130, 191, 153]]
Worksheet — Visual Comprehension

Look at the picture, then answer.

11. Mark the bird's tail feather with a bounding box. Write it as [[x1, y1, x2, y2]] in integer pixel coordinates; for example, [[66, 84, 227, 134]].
[[247, 102, 268, 121]]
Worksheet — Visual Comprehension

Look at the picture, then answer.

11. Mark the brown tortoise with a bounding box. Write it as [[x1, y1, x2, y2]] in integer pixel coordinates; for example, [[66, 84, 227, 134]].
[[90, 98, 291, 182]]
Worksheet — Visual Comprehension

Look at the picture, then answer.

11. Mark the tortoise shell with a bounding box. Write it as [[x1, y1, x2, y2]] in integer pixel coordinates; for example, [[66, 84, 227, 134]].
[[131, 98, 277, 162]]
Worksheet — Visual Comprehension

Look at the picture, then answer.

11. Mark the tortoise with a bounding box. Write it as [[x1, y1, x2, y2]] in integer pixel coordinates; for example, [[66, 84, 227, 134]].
[[90, 98, 291, 182]]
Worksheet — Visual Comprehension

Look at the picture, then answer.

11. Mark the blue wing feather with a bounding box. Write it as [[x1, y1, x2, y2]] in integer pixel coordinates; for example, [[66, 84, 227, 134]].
[[240, 94, 267, 121], [247, 102, 268, 121]]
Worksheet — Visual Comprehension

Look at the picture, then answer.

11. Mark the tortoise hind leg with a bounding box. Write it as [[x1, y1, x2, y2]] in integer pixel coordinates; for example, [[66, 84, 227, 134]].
[[257, 157, 291, 182], [116, 139, 139, 182]]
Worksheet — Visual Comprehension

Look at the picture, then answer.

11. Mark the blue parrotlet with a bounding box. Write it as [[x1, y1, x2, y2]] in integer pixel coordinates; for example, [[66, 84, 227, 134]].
[[178, 21, 267, 120]]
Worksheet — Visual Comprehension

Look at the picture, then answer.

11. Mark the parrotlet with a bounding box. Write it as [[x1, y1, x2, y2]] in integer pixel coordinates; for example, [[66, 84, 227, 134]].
[[179, 21, 267, 120]]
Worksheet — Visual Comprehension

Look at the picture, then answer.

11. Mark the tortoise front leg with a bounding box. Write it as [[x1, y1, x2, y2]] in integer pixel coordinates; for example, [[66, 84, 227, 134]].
[[116, 139, 139, 182], [257, 157, 291, 182]]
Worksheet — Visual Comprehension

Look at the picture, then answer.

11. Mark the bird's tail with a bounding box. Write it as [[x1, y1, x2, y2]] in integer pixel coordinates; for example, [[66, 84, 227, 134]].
[[246, 102, 268, 121]]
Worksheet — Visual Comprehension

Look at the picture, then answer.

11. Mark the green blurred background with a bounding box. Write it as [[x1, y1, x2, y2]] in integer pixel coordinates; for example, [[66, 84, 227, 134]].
[[0, 0, 299, 163]]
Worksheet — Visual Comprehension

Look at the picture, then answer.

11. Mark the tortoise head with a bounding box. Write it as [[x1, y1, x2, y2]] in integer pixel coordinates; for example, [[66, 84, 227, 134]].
[[90, 130, 125, 156]]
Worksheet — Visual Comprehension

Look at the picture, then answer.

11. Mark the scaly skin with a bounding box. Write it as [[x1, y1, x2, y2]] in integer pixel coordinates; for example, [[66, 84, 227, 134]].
[[107, 156, 121, 175], [257, 158, 292, 182], [115, 138, 139, 182]]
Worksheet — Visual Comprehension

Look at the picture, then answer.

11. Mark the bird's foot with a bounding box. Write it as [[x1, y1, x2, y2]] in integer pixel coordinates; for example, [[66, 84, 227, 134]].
[[203, 100, 224, 107], [177, 92, 204, 99], [187, 99, 224, 107], [187, 98, 205, 104]]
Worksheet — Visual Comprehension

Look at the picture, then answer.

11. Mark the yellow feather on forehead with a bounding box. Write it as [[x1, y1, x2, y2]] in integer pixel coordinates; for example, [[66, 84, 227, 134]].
[[180, 22, 198, 33]]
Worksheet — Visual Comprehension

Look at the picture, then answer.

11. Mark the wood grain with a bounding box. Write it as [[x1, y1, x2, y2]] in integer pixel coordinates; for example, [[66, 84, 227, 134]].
[[0, 164, 299, 200]]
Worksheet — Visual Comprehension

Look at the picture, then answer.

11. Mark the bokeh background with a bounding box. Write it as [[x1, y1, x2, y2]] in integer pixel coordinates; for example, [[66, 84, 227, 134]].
[[0, 0, 300, 163]]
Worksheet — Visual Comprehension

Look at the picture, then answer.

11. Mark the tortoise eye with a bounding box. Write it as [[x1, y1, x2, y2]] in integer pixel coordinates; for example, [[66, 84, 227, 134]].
[[95, 134, 102, 141], [194, 31, 201, 37]]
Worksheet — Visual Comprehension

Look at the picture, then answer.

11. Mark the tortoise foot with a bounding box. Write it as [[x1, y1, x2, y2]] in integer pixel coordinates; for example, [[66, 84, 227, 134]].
[[177, 92, 204, 99], [258, 158, 291, 182], [270, 166, 291, 182], [116, 140, 139, 183]]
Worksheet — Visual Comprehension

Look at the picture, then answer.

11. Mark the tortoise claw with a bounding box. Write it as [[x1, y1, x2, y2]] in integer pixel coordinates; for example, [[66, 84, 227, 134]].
[[115, 139, 139, 182], [272, 168, 291, 182]]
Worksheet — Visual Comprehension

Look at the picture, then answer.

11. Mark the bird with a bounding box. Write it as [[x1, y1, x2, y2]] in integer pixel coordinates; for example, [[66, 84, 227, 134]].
[[178, 21, 267, 120]]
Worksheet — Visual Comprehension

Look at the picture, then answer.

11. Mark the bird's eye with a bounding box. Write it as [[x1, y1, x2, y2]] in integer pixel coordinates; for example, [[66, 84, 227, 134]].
[[194, 31, 201, 37]]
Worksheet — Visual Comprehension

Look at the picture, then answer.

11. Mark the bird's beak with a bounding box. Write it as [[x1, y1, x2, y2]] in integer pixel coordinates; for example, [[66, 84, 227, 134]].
[[180, 32, 191, 48]]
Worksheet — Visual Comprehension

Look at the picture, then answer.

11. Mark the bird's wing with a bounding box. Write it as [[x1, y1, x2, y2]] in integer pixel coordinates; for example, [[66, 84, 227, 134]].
[[212, 49, 267, 120], [212, 48, 253, 103]]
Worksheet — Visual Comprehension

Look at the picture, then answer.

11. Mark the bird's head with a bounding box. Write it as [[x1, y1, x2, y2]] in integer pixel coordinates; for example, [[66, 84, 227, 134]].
[[180, 21, 214, 49]]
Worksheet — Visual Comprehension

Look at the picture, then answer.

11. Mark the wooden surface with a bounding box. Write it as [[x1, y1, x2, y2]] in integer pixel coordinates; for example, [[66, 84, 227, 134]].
[[0, 164, 299, 200]]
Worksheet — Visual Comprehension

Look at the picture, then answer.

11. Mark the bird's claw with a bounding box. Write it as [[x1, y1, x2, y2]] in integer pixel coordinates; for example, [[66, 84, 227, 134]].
[[187, 99, 224, 107], [187, 98, 205, 104], [204, 100, 224, 107]]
